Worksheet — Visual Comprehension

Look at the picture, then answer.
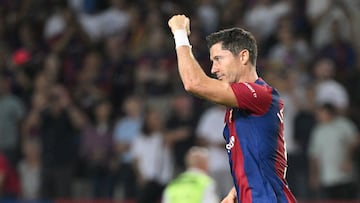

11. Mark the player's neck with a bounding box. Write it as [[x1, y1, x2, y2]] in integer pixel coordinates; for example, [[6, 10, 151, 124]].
[[238, 66, 258, 83]]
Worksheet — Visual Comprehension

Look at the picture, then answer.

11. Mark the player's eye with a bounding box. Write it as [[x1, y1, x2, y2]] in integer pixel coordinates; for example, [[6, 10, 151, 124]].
[[214, 56, 221, 62]]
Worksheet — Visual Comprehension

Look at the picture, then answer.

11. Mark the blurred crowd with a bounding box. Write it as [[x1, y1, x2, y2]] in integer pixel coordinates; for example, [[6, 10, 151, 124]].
[[0, 0, 359, 202]]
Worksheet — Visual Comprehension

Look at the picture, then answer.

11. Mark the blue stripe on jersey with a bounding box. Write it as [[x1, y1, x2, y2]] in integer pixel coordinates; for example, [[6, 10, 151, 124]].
[[224, 79, 294, 203]]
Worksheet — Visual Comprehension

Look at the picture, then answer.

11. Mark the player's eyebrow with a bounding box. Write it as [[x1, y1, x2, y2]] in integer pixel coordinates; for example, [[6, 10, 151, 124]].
[[210, 55, 222, 61]]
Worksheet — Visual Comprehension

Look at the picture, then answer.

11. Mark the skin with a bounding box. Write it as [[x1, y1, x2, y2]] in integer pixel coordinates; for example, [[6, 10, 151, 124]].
[[168, 14, 260, 203], [168, 15, 258, 108]]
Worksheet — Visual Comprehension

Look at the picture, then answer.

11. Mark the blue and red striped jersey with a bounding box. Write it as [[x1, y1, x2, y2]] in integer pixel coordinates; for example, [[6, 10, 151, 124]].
[[223, 78, 297, 203]]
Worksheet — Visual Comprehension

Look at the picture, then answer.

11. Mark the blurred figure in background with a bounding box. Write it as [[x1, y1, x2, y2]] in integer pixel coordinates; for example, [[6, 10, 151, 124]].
[[73, 50, 106, 114], [166, 93, 198, 174], [316, 19, 356, 82], [131, 108, 174, 203], [113, 95, 143, 200], [79, 99, 115, 198], [244, 0, 291, 44], [267, 15, 310, 71], [308, 103, 359, 200], [36, 85, 85, 199], [293, 83, 318, 199], [103, 35, 135, 108], [313, 58, 349, 114], [0, 71, 25, 165], [162, 146, 219, 203], [0, 153, 20, 201], [196, 0, 219, 35], [17, 138, 41, 201], [195, 104, 232, 199]]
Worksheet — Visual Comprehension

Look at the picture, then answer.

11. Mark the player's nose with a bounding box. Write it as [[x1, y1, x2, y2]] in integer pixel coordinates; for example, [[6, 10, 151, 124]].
[[211, 63, 218, 74]]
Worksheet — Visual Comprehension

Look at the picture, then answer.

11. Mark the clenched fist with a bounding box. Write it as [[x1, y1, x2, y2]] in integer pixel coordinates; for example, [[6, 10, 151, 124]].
[[168, 14, 190, 35]]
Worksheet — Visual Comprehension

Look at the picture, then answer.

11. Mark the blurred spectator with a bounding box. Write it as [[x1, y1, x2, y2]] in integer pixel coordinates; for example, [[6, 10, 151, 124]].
[[36, 85, 85, 199], [270, 69, 312, 199], [95, 0, 130, 39], [114, 96, 143, 199], [44, 5, 90, 54], [44, 6, 90, 87], [244, 0, 291, 43], [340, 0, 360, 54], [267, 15, 310, 70], [131, 108, 174, 203], [196, 0, 219, 35], [73, 50, 106, 113], [218, 0, 245, 29], [306, 0, 351, 49], [22, 90, 48, 139], [68, 0, 108, 15], [313, 58, 349, 113], [134, 26, 174, 97], [79, 99, 116, 198], [165, 93, 198, 173], [42, 54, 62, 85], [113, 95, 143, 200], [0, 153, 20, 201], [195, 104, 232, 199], [17, 138, 41, 200], [316, 19, 356, 80], [103, 35, 135, 108], [14, 20, 45, 73], [77, 0, 130, 41], [125, 6, 147, 58], [0, 71, 25, 165], [162, 146, 219, 203], [308, 103, 359, 199], [345, 52, 360, 128], [293, 84, 317, 199]]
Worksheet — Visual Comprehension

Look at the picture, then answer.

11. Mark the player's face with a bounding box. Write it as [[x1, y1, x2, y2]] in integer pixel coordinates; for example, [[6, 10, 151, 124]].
[[210, 43, 241, 83]]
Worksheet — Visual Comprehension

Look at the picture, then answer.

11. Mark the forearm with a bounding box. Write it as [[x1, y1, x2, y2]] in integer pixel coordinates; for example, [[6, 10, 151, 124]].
[[221, 186, 237, 203], [175, 46, 208, 94], [228, 187, 237, 199]]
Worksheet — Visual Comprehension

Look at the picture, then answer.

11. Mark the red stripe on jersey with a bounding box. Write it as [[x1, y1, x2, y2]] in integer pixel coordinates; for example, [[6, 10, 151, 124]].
[[274, 101, 287, 182], [275, 102, 297, 203], [283, 185, 297, 203], [229, 121, 253, 203]]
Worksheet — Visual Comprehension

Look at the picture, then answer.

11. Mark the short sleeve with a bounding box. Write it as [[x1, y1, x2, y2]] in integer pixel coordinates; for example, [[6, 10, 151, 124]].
[[230, 82, 272, 115]]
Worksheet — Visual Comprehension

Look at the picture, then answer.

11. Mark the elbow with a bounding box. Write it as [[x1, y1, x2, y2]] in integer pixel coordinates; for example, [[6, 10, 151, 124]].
[[183, 80, 200, 94], [183, 83, 193, 93]]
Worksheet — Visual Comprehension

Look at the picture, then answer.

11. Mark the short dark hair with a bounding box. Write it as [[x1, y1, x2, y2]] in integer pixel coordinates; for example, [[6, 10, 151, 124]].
[[319, 102, 338, 116], [206, 27, 258, 65]]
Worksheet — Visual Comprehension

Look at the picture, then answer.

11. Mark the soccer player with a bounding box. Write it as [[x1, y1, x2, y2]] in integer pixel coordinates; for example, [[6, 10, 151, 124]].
[[162, 146, 219, 203], [168, 15, 297, 203]]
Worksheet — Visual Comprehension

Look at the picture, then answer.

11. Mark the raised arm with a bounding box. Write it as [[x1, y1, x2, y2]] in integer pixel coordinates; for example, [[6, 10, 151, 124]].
[[168, 15, 237, 107]]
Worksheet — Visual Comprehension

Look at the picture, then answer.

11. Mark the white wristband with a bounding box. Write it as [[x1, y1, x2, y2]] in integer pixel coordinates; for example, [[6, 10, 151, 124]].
[[173, 30, 191, 48]]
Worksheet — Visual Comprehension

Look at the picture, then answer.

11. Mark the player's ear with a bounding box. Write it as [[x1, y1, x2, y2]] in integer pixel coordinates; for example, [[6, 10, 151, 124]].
[[239, 49, 250, 65]]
